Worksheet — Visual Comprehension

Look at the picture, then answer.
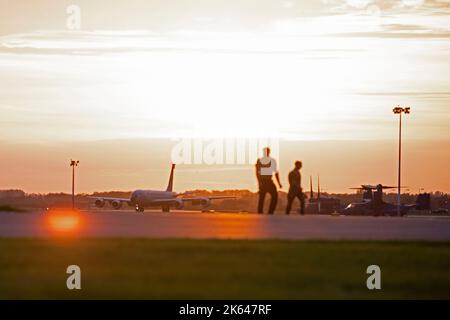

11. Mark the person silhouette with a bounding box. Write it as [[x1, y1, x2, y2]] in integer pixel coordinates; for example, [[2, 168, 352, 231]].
[[256, 147, 282, 214], [286, 161, 305, 215]]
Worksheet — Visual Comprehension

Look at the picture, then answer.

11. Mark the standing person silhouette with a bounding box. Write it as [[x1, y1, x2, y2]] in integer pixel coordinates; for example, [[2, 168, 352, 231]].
[[256, 147, 282, 214], [286, 161, 305, 215]]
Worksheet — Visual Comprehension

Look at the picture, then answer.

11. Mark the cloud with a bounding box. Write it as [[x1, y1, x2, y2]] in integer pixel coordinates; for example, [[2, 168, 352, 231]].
[[1, 0, 448, 36], [0, 30, 368, 56]]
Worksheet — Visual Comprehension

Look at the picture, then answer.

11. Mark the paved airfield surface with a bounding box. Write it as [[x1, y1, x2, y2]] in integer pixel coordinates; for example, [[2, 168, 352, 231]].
[[1, 210, 450, 240]]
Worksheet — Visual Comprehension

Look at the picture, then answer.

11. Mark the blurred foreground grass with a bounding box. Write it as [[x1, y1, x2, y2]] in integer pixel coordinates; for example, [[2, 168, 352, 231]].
[[0, 239, 449, 299]]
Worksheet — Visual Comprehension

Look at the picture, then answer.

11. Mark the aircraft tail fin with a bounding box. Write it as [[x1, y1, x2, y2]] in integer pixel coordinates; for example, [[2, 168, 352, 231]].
[[317, 175, 321, 213], [166, 164, 176, 192], [415, 193, 431, 210], [317, 175, 320, 200]]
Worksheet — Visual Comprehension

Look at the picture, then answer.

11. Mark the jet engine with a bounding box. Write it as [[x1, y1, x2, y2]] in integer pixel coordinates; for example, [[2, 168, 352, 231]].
[[200, 198, 211, 208], [94, 199, 105, 208], [111, 200, 122, 210], [173, 199, 184, 209], [191, 198, 211, 208]]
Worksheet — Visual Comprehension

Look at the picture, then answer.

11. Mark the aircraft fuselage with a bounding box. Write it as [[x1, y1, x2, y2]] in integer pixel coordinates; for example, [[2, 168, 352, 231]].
[[130, 190, 177, 207]]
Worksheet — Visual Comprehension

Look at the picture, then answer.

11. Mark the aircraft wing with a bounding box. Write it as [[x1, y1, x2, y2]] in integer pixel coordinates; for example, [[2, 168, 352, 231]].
[[150, 196, 237, 205], [144, 196, 236, 209], [88, 196, 130, 202], [180, 196, 237, 202]]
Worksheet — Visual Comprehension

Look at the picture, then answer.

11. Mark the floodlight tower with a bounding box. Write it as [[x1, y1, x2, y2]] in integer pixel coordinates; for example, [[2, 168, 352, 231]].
[[392, 106, 410, 216], [70, 159, 80, 209]]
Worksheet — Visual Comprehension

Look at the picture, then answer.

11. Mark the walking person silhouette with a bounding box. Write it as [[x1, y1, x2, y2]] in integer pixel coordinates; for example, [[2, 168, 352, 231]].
[[286, 160, 305, 215], [256, 147, 282, 214]]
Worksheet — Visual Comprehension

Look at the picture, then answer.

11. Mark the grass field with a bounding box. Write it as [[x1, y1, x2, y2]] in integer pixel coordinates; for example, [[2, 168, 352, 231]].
[[0, 239, 449, 299]]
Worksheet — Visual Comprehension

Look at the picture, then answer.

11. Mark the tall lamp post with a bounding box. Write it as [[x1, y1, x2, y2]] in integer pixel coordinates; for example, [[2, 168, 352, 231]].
[[70, 159, 80, 209], [392, 106, 410, 216]]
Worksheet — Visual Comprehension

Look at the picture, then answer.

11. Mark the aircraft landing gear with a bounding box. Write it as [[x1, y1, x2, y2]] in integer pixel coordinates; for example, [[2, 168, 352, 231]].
[[162, 206, 170, 213], [135, 205, 144, 213]]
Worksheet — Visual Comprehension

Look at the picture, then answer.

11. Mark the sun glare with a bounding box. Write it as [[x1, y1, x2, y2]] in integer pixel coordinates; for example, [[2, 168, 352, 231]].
[[46, 209, 82, 234]]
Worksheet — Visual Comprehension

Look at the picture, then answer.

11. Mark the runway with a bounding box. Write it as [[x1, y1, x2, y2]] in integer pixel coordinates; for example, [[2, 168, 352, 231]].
[[1, 210, 450, 240]]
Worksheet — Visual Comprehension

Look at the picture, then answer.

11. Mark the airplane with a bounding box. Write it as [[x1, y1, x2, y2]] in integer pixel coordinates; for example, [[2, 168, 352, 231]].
[[339, 184, 419, 216], [305, 175, 341, 214], [349, 184, 398, 203], [90, 164, 236, 212]]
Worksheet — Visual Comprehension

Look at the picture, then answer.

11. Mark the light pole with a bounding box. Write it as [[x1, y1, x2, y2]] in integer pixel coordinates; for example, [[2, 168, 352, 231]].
[[70, 159, 79, 209], [392, 106, 410, 216]]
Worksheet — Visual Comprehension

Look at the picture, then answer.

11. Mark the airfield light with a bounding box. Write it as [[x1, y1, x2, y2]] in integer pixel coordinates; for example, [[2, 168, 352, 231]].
[[70, 159, 80, 209], [392, 106, 411, 216]]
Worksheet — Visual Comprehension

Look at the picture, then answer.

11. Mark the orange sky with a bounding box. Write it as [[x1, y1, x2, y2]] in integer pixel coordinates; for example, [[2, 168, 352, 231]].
[[1, 139, 449, 194], [0, 1, 449, 193]]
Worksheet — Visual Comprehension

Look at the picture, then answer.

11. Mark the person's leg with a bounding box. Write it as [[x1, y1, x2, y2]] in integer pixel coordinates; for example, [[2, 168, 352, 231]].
[[268, 182, 278, 214], [298, 192, 305, 215], [257, 187, 267, 214], [286, 192, 294, 215]]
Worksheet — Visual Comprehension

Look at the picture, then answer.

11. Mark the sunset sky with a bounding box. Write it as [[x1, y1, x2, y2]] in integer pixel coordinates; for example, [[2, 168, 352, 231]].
[[0, 0, 449, 193]]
